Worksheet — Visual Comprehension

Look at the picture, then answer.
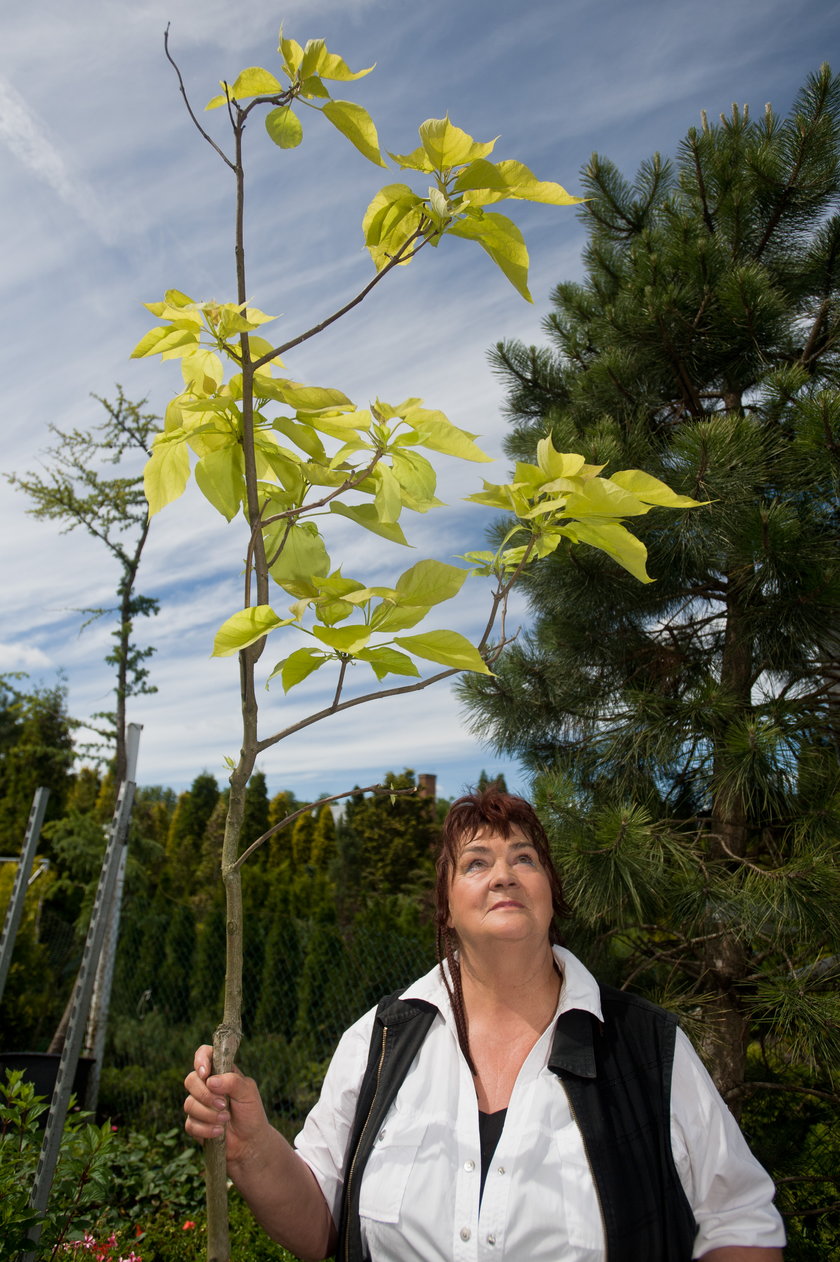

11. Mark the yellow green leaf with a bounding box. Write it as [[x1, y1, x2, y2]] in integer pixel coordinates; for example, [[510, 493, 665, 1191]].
[[329, 501, 409, 544], [315, 571, 367, 599], [363, 184, 426, 270], [563, 478, 651, 520], [310, 623, 372, 653], [465, 480, 528, 514], [194, 445, 244, 521], [447, 212, 532, 301], [206, 66, 283, 111], [493, 159, 582, 205], [389, 448, 438, 508], [144, 432, 191, 516], [269, 646, 327, 693], [454, 158, 582, 207], [369, 601, 430, 633], [278, 31, 303, 76], [261, 448, 306, 501], [418, 117, 497, 170], [354, 646, 420, 681], [274, 381, 355, 412], [215, 306, 276, 339], [315, 597, 355, 626], [395, 559, 468, 606], [272, 415, 327, 462], [330, 437, 373, 468], [404, 408, 492, 462], [394, 629, 491, 674], [560, 519, 652, 583], [265, 521, 330, 592], [181, 350, 224, 396], [299, 75, 331, 100], [609, 469, 708, 508], [387, 145, 436, 173], [322, 99, 387, 167], [300, 38, 374, 82], [212, 605, 290, 656], [162, 288, 195, 308], [536, 438, 587, 481], [265, 106, 303, 149], [131, 325, 198, 360], [374, 463, 402, 523]]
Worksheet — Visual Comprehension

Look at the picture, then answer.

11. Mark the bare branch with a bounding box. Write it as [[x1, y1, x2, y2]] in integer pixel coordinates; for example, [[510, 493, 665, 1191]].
[[233, 780, 417, 869], [255, 665, 461, 752], [164, 25, 236, 171], [726, 1080, 840, 1106], [253, 230, 431, 369]]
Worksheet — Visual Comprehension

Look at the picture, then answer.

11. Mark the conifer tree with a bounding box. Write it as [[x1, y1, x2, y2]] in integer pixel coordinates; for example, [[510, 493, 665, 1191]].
[[166, 772, 220, 896], [338, 770, 437, 900], [0, 681, 75, 842], [7, 391, 161, 784], [462, 65, 840, 1118]]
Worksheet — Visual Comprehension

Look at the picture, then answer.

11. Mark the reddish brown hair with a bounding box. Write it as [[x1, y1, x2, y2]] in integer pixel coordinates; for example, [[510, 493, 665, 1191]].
[[434, 789, 571, 1073]]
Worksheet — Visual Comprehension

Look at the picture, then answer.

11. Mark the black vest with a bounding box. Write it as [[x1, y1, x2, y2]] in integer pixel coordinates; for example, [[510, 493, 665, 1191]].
[[336, 983, 697, 1262]]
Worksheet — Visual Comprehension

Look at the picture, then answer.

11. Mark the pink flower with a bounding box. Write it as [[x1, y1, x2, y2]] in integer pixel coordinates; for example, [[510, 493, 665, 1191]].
[[182, 1221, 196, 1231]]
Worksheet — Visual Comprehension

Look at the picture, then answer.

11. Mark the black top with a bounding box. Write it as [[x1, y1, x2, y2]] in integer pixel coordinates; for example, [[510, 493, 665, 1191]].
[[478, 1107, 507, 1201]]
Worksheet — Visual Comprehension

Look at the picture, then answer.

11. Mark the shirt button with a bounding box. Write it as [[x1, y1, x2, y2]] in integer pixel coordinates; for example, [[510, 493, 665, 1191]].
[[496, 1166, 505, 1175], [460, 1227, 471, 1242], [378, 1130, 386, 1142], [487, 1234, 496, 1246], [464, 1159, 475, 1172]]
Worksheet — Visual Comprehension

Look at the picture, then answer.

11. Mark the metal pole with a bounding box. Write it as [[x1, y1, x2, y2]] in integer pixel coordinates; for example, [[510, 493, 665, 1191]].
[[23, 777, 135, 1260], [84, 724, 142, 1112], [0, 787, 49, 1006]]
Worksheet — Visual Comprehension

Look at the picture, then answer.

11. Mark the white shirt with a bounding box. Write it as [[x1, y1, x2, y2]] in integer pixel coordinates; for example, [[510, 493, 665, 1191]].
[[295, 947, 785, 1261]]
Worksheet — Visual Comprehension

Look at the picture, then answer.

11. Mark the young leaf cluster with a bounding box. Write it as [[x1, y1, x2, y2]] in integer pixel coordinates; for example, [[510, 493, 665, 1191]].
[[201, 32, 584, 301]]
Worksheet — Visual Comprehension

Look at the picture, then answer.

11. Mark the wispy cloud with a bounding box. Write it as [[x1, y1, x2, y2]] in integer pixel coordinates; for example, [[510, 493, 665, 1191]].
[[0, 641, 52, 671], [0, 74, 116, 244]]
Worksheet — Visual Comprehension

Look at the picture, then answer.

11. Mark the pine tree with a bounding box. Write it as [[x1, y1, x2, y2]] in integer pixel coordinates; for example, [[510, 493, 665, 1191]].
[[462, 66, 840, 1121], [165, 772, 220, 896], [159, 901, 197, 1024], [0, 681, 75, 843], [254, 884, 302, 1041], [337, 771, 437, 903], [309, 803, 337, 870], [241, 770, 270, 853]]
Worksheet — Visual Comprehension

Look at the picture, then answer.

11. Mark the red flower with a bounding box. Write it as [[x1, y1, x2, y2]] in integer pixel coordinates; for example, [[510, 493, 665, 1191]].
[[182, 1221, 196, 1231]]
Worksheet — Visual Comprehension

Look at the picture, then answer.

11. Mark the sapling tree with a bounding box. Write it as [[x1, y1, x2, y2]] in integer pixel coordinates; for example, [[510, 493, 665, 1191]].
[[134, 28, 700, 1260], [8, 391, 160, 786]]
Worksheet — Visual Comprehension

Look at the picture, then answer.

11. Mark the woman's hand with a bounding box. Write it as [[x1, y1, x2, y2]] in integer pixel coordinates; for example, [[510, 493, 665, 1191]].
[[183, 1043, 335, 1261], [183, 1044, 269, 1167]]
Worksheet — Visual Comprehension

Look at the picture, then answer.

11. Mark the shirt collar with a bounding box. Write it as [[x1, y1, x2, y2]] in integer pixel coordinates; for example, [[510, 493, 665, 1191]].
[[400, 945, 604, 1024]]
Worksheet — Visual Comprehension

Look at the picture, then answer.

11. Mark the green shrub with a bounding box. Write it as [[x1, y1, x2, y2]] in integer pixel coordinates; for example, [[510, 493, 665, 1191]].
[[0, 1070, 116, 1261]]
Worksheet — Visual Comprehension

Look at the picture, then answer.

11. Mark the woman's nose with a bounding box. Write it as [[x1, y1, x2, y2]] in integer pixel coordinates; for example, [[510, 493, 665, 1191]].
[[491, 863, 517, 885]]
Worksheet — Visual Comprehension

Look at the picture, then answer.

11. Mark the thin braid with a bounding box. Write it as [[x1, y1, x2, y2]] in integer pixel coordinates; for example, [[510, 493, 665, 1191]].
[[436, 924, 477, 1075]]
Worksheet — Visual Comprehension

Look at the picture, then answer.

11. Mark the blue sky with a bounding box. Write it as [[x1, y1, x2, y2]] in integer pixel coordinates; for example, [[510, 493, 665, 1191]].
[[0, 0, 835, 804]]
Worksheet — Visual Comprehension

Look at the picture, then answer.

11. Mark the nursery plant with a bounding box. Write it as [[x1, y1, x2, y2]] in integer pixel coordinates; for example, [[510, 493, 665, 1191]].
[[132, 27, 701, 1261]]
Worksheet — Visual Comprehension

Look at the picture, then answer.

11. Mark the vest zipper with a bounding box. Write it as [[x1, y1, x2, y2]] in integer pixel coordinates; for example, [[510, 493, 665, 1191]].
[[563, 1084, 609, 1258], [342, 1024, 389, 1261]]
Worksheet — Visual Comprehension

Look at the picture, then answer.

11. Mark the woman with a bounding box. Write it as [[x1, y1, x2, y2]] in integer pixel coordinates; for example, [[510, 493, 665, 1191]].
[[184, 790, 786, 1261]]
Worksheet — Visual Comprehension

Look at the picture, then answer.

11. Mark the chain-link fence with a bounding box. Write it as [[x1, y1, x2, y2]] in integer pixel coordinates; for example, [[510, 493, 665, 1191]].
[[3, 883, 838, 1258], [97, 899, 436, 1142]]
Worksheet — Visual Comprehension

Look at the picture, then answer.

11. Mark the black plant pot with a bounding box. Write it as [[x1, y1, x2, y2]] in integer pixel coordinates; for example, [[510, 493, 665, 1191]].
[[0, 1051, 95, 1111]]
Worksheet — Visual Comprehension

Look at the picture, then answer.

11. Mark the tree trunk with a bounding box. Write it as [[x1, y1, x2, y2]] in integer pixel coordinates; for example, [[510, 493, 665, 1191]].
[[702, 575, 753, 1109]]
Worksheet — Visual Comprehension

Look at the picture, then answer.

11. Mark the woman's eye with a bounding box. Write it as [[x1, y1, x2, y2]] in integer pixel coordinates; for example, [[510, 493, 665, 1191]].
[[464, 858, 485, 871], [516, 853, 536, 865]]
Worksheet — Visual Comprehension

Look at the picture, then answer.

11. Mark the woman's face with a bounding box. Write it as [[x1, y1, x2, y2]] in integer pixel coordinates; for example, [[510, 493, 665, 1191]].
[[446, 825, 555, 955]]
